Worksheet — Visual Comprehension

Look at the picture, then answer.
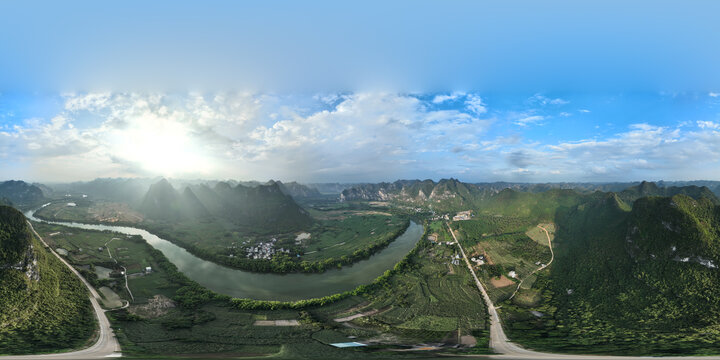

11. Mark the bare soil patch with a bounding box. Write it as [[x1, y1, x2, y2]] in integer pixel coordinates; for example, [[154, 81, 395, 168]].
[[99, 286, 123, 308], [460, 335, 477, 347], [490, 275, 515, 288], [253, 320, 300, 326], [334, 309, 381, 322], [128, 294, 176, 318], [368, 201, 390, 207], [89, 202, 144, 224]]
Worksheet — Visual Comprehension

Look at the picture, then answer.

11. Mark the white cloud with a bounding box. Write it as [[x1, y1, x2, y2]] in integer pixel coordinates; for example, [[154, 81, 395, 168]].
[[464, 94, 487, 115], [432, 91, 465, 104], [515, 115, 545, 126], [63, 92, 112, 112], [6, 92, 720, 183], [578, 109, 591, 113], [709, 92, 719, 98], [698, 121, 720, 129], [2, 92, 497, 182], [529, 94, 569, 106]]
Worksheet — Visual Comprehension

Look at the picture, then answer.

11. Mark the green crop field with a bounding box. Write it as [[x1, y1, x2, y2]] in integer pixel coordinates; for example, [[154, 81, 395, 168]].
[[32, 222, 180, 303], [301, 215, 406, 261], [449, 217, 553, 305], [34, 200, 95, 223], [320, 222, 491, 351]]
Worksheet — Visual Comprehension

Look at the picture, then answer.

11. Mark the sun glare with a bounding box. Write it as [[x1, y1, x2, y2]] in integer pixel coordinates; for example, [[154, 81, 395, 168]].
[[113, 119, 212, 176]]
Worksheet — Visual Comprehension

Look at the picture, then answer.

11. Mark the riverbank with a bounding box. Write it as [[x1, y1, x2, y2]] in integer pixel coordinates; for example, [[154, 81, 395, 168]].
[[33, 205, 411, 275], [25, 209, 424, 301]]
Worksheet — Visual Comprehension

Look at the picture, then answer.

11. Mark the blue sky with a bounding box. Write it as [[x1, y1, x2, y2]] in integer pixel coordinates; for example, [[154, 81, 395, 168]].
[[1, 1, 720, 183]]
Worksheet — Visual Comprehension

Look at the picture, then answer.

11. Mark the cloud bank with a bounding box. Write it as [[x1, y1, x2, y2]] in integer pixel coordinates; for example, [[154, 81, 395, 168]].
[[2, 92, 720, 183]]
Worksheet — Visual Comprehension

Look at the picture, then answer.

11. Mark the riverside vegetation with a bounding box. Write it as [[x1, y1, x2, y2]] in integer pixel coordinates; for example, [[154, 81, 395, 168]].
[[34, 178, 413, 274]]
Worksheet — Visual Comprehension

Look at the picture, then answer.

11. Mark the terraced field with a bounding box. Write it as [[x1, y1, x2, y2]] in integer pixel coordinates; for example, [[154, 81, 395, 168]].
[[321, 222, 491, 350]]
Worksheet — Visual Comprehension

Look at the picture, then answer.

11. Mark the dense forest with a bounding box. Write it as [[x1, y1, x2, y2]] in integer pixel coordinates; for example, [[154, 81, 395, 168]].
[[503, 192, 720, 355]]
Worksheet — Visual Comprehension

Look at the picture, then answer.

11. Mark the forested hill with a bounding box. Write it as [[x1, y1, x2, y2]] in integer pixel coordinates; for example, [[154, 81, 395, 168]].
[[273, 180, 322, 199], [140, 178, 312, 231], [0, 206, 94, 354], [139, 178, 210, 220], [340, 178, 493, 211], [47, 177, 156, 205], [618, 180, 719, 205], [511, 192, 720, 354], [0, 181, 46, 208], [340, 179, 720, 212]]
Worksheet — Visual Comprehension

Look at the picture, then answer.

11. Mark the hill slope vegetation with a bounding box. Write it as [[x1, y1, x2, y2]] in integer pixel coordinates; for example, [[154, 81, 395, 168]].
[[0, 206, 94, 355], [140, 178, 313, 231]]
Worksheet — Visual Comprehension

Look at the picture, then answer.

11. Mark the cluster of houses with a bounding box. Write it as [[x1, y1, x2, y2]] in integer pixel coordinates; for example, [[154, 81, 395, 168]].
[[245, 238, 291, 260], [429, 214, 450, 221], [427, 234, 455, 246], [451, 254, 461, 266], [428, 210, 473, 222], [452, 210, 473, 221], [470, 255, 486, 265]]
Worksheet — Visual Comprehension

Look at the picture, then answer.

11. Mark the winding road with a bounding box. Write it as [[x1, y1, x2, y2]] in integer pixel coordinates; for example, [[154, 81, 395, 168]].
[[508, 225, 554, 301], [0, 222, 122, 360], [104, 237, 133, 302], [446, 222, 720, 360]]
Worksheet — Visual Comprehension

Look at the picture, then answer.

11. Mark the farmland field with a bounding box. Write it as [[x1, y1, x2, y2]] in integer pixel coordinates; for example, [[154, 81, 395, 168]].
[[301, 215, 406, 261], [32, 222, 181, 303], [311, 221, 491, 351], [451, 217, 553, 304]]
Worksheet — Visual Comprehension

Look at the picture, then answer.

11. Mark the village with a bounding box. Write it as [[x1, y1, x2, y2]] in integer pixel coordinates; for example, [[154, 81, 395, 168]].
[[244, 237, 292, 260]]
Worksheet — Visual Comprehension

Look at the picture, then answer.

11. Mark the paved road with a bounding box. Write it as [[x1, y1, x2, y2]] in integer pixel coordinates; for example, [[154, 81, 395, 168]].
[[446, 222, 720, 359], [0, 222, 122, 360]]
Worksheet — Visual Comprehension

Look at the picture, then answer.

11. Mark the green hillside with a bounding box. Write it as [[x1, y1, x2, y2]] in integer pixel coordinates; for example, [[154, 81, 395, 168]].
[[140, 179, 312, 231], [618, 181, 720, 205], [477, 188, 587, 221], [0, 181, 46, 209], [139, 178, 210, 221], [502, 192, 720, 355], [0, 206, 94, 355]]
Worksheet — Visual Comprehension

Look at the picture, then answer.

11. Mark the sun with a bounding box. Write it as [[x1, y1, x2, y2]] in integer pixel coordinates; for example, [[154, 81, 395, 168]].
[[113, 119, 213, 176]]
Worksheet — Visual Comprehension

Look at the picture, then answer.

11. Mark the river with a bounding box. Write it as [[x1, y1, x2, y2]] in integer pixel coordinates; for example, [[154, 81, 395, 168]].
[[25, 210, 423, 301]]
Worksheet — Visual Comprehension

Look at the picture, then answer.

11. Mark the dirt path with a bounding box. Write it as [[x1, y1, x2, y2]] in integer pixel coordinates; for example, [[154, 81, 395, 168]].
[[508, 225, 554, 301], [334, 309, 381, 322], [104, 238, 133, 302]]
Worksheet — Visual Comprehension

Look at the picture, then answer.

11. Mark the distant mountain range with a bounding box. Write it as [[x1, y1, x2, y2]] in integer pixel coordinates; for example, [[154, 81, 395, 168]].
[[139, 178, 313, 230], [617, 181, 719, 205], [340, 179, 720, 211], [42, 178, 328, 202], [0, 180, 46, 208], [273, 180, 322, 198]]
